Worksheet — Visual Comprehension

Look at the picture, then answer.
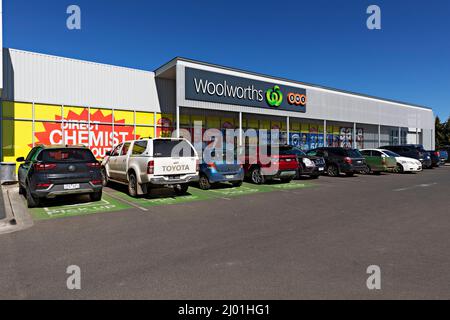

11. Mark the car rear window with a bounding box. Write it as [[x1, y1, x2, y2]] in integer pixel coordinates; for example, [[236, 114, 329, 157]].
[[37, 148, 96, 162], [132, 140, 148, 155], [345, 149, 363, 158], [153, 140, 194, 158]]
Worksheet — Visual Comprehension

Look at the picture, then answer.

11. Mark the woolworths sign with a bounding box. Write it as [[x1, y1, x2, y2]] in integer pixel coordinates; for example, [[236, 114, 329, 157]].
[[185, 67, 307, 113]]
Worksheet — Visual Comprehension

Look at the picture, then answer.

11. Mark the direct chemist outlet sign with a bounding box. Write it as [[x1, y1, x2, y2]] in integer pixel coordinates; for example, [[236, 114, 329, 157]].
[[185, 67, 307, 113]]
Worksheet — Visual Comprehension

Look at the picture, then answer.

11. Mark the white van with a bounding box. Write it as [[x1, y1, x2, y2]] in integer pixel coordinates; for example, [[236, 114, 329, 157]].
[[101, 138, 199, 196]]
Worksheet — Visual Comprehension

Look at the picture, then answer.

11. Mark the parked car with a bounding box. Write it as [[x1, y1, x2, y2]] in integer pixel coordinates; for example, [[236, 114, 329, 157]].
[[360, 149, 397, 174], [17, 145, 103, 208], [280, 145, 325, 179], [438, 149, 448, 165], [379, 149, 422, 173], [197, 144, 244, 190], [307, 147, 368, 177], [241, 144, 299, 184], [101, 138, 199, 196], [439, 146, 450, 163], [426, 150, 442, 168], [380, 145, 432, 168]]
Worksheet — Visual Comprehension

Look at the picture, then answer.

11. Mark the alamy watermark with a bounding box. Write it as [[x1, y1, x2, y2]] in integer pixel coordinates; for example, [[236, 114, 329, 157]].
[[367, 5, 381, 30], [67, 5, 81, 30], [66, 265, 81, 290], [366, 265, 381, 290]]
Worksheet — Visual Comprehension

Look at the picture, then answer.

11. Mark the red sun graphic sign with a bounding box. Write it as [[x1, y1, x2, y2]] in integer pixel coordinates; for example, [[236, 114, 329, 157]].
[[32, 109, 139, 158]]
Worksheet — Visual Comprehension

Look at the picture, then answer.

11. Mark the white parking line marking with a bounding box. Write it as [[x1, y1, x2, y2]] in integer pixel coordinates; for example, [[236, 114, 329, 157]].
[[394, 182, 438, 192], [43, 199, 111, 212], [103, 190, 149, 212]]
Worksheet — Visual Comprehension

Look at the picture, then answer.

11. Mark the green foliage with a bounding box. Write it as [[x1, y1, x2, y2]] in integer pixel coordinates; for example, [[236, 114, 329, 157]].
[[436, 116, 450, 148]]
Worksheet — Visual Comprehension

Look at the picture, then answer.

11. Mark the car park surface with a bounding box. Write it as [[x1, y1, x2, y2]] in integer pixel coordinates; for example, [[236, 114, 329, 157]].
[[1, 166, 449, 299]]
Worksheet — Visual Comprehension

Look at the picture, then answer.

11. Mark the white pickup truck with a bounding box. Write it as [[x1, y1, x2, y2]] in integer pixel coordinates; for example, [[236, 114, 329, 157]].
[[101, 138, 199, 196]]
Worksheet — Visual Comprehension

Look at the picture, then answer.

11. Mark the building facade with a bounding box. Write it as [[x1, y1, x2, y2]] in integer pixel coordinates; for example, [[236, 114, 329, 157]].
[[0, 49, 435, 164]]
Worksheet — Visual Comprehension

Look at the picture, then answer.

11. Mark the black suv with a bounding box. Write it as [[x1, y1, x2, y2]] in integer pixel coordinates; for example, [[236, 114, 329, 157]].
[[17, 145, 103, 208], [307, 147, 368, 177], [380, 144, 432, 168], [282, 145, 326, 179], [426, 150, 441, 168]]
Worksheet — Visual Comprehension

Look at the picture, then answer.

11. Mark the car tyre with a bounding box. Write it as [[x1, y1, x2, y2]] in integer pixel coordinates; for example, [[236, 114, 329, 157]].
[[90, 191, 102, 202], [101, 168, 109, 187], [250, 166, 265, 185], [394, 163, 404, 174], [309, 174, 320, 179], [327, 164, 339, 177], [174, 184, 189, 195], [232, 181, 243, 188], [19, 184, 26, 195], [280, 177, 293, 183], [26, 186, 40, 208], [198, 174, 211, 190], [128, 172, 138, 197]]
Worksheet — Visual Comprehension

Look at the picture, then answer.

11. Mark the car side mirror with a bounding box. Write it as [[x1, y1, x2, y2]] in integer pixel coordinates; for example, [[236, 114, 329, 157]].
[[16, 157, 25, 162], [105, 151, 111, 156]]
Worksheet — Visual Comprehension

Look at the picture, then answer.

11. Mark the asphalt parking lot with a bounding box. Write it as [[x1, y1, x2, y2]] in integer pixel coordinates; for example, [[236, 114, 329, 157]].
[[1, 167, 450, 299]]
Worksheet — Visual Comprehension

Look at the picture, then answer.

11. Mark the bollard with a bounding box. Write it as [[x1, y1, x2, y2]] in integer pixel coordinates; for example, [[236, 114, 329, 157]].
[[0, 162, 18, 185]]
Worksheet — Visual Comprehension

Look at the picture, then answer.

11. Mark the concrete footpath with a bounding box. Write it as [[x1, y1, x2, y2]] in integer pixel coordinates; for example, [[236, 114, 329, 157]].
[[0, 184, 34, 234]]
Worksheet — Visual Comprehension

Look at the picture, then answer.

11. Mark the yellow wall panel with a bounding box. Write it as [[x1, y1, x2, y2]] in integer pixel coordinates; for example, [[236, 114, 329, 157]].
[[136, 112, 154, 125], [114, 110, 134, 125], [2, 102, 33, 119], [35, 104, 62, 121]]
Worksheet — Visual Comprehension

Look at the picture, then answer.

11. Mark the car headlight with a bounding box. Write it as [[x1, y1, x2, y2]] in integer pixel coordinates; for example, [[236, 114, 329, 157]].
[[400, 160, 407, 164], [302, 158, 315, 167]]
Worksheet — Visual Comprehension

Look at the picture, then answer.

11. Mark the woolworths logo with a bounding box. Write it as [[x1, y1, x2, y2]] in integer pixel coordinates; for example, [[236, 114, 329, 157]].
[[266, 86, 283, 107]]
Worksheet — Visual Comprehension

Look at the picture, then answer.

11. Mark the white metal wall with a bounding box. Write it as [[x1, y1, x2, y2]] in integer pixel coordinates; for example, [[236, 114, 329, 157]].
[[2, 48, 161, 112]]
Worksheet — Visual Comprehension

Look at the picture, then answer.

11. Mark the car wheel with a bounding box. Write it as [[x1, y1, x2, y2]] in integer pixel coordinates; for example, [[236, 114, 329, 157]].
[[309, 174, 320, 179], [19, 184, 26, 195], [26, 186, 40, 208], [101, 168, 109, 187], [250, 167, 265, 185], [198, 174, 211, 190], [90, 191, 102, 202], [232, 181, 243, 188], [394, 163, 404, 173], [327, 165, 339, 177], [280, 177, 293, 183], [128, 172, 138, 197], [174, 184, 189, 195], [366, 165, 372, 174]]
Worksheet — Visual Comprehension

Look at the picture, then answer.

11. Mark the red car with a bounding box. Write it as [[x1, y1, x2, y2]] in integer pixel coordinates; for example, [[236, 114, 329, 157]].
[[240, 144, 299, 184]]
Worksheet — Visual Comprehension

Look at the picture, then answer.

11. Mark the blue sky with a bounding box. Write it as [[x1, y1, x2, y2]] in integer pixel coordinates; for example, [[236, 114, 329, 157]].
[[4, 0, 450, 119]]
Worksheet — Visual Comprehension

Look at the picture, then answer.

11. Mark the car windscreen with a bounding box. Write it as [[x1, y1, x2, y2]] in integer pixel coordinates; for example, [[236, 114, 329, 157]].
[[153, 140, 194, 158], [383, 150, 399, 157], [37, 149, 96, 163]]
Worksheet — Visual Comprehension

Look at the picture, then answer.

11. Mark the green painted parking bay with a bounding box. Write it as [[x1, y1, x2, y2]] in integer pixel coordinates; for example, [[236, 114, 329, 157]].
[[30, 181, 315, 220]]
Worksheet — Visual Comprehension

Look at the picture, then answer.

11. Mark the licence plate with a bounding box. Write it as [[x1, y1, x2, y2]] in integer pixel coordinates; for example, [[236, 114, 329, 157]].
[[64, 184, 80, 190], [319, 167, 324, 171], [225, 175, 234, 179]]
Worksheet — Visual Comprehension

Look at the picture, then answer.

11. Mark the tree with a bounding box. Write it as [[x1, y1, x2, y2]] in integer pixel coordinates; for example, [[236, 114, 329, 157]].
[[436, 116, 450, 148]]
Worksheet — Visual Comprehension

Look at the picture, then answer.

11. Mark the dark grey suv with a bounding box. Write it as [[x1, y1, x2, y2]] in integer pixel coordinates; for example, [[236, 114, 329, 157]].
[[17, 145, 103, 208]]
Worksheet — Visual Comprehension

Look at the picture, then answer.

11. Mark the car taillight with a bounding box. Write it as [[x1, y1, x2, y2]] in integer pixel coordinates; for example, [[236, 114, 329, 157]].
[[147, 160, 154, 174], [90, 180, 103, 186], [435, 151, 440, 157], [36, 183, 52, 189], [382, 158, 386, 165], [208, 163, 217, 170], [344, 157, 352, 164], [87, 162, 101, 168], [34, 163, 57, 171]]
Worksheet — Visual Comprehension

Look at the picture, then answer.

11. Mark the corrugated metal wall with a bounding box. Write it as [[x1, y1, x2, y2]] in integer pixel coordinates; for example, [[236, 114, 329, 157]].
[[2, 48, 160, 112], [177, 61, 435, 131]]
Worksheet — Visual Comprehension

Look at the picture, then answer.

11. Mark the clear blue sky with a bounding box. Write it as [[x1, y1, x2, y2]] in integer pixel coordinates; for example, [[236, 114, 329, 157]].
[[4, 0, 450, 119]]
